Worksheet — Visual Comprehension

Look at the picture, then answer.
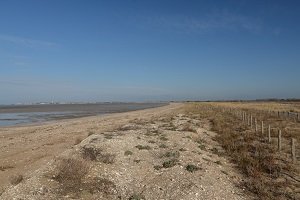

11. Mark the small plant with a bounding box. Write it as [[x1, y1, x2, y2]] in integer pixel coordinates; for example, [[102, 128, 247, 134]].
[[164, 151, 180, 158], [124, 150, 133, 156], [10, 174, 23, 185], [104, 134, 114, 139], [195, 138, 206, 144], [81, 145, 102, 161], [179, 148, 187, 151], [154, 165, 163, 170], [137, 136, 141, 139], [134, 159, 141, 163], [148, 140, 155, 144], [162, 159, 178, 168], [198, 144, 206, 150], [159, 144, 167, 148], [85, 177, 116, 195], [182, 124, 197, 132], [99, 153, 116, 164], [159, 136, 168, 141], [214, 160, 222, 165], [129, 193, 146, 200], [81, 145, 115, 164], [53, 158, 90, 194], [186, 164, 201, 173], [135, 145, 151, 150]]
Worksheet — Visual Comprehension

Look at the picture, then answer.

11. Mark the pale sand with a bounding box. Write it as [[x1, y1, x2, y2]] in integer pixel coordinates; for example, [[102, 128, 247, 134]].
[[0, 103, 181, 190]]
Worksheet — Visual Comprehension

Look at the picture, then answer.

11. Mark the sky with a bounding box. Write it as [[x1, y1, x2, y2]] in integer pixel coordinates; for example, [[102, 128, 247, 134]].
[[0, 0, 300, 104]]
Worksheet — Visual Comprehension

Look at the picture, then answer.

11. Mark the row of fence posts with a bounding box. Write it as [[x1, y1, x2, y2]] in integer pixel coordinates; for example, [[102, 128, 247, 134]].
[[234, 110, 297, 163], [269, 110, 300, 122]]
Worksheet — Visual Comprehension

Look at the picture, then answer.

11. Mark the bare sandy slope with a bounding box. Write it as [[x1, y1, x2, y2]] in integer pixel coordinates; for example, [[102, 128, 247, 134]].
[[0, 103, 251, 199]]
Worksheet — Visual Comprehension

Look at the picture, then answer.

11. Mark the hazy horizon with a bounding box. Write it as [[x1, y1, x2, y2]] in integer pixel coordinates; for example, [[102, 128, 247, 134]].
[[1, 0, 300, 104]]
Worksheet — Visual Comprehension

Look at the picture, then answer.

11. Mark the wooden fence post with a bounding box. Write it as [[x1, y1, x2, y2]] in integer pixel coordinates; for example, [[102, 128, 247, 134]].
[[247, 115, 250, 126], [268, 125, 271, 143], [261, 121, 264, 134], [291, 138, 296, 163], [278, 130, 282, 152], [255, 118, 258, 132], [250, 115, 253, 129]]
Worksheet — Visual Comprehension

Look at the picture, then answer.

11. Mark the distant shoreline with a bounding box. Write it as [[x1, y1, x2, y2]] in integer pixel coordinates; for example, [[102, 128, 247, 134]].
[[0, 102, 168, 127]]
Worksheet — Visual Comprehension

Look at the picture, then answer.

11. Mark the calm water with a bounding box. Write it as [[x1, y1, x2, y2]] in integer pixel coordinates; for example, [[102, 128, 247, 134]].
[[0, 103, 167, 127], [0, 112, 78, 126]]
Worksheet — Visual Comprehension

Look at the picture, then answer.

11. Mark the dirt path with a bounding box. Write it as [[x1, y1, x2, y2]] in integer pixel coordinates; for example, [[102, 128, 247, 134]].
[[0, 104, 251, 199]]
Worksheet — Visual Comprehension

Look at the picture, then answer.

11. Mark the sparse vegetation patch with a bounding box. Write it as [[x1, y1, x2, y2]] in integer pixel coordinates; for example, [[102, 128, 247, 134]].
[[129, 193, 146, 200], [124, 150, 133, 156], [159, 144, 167, 148], [81, 145, 115, 164], [186, 164, 201, 173], [135, 145, 151, 150], [162, 159, 178, 168]]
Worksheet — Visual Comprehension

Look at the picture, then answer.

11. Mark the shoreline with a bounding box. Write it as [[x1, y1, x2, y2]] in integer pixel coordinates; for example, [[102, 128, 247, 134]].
[[0, 103, 181, 190], [0, 102, 169, 128]]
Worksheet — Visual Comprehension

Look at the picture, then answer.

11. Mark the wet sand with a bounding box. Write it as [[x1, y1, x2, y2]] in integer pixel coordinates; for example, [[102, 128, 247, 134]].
[[0, 103, 167, 126]]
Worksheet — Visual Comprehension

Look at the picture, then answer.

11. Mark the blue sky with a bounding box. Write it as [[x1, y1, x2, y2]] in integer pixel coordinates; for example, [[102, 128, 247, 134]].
[[0, 0, 300, 104]]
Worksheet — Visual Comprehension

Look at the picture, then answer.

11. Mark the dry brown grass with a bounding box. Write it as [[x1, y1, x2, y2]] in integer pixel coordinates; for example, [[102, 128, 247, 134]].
[[81, 145, 115, 164], [53, 158, 90, 194], [181, 123, 197, 133], [52, 157, 116, 197], [209, 101, 300, 113], [184, 103, 299, 200]]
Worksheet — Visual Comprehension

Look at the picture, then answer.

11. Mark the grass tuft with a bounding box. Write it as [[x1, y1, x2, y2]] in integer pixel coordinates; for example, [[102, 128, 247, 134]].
[[186, 164, 201, 173], [135, 145, 151, 150], [162, 159, 178, 168]]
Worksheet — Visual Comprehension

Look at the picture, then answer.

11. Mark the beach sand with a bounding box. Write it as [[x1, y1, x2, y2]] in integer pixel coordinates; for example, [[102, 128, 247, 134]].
[[0, 103, 179, 190], [0, 103, 249, 199]]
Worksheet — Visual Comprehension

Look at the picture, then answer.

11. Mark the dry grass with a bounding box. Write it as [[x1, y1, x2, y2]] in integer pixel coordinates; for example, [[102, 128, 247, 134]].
[[210, 101, 300, 113], [184, 103, 299, 200], [9, 174, 23, 185], [181, 123, 197, 132], [81, 145, 115, 164], [52, 157, 116, 196], [135, 145, 151, 150], [129, 193, 146, 200], [53, 158, 89, 194], [186, 164, 201, 173], [162, 159, 178, 168]]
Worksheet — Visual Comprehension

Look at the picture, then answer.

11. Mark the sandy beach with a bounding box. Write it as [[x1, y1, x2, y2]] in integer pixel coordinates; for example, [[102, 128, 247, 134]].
[[0, 103, 179, 190], [0, 103, 252, 199]]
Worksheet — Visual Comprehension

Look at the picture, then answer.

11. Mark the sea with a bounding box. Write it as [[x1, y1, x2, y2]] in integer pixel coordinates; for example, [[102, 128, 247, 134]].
[[0, 102, 167, 126]]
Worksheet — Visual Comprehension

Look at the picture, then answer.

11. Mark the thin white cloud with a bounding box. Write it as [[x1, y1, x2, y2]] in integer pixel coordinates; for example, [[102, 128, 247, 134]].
[[0, 34, 58, 48], [146, 10, 262, 34]]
